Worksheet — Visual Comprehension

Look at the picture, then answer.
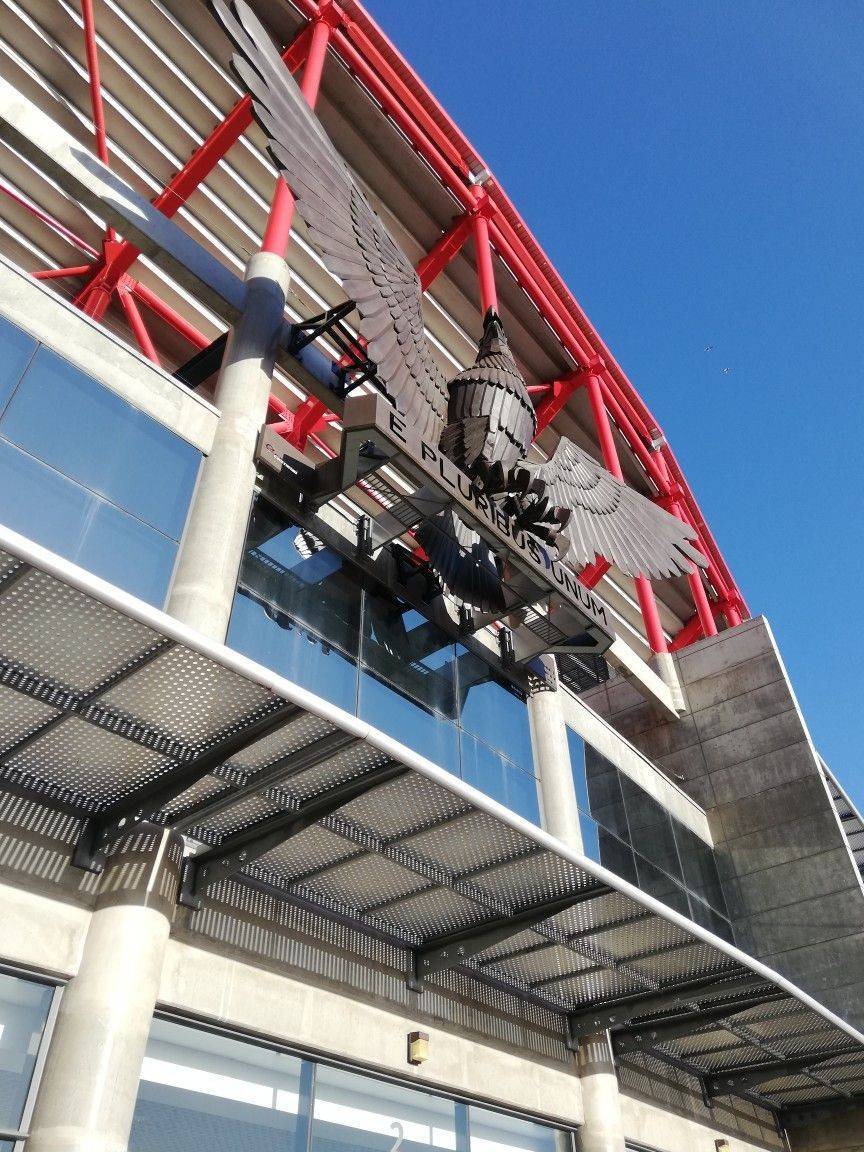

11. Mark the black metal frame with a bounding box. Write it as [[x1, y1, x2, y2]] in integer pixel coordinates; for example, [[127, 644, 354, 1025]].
[[72, 698, 303, 872], [706, 1047, 858, 1098], [408, 885, 613, 991], [568, 974, 771, 1042], [286, 303, 381, 401], [611, 989, 789, 1055], [173, 331, 229, 389], [179, 761, 409, 908]]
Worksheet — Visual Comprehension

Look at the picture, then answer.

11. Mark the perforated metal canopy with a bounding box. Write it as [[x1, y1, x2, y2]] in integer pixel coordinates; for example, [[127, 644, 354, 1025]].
[[0, 523, 862, 1121]]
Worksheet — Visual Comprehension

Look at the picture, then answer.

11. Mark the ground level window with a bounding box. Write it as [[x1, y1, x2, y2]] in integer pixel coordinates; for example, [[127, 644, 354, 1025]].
[[130, 1018, 571, 1152], [0, 969, 58, 1147]]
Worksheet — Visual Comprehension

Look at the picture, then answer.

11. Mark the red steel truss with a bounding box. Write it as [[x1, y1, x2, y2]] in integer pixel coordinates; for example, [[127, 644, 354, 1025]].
[[23, 0, 746, 649]]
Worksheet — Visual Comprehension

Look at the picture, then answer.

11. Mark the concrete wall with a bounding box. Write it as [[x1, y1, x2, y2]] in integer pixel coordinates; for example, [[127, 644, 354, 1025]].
[[585, 617, 864, 1030], [786, 1108, 864, 1151]]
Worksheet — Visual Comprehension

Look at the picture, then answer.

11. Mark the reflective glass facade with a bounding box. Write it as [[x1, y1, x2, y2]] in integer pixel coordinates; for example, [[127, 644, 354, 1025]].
[[0, 315, 201, 607], [228, 500, 539, 823], [567, 730, 732, 939], [0, 970, 56, 1145], [130, 1018, 567, 1152]]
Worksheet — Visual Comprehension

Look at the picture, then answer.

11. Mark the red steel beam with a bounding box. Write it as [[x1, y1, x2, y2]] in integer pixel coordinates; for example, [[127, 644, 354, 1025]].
[[416, 213, 473, 290], [261, 6, 336, 255], [471, 201, 497, 314], [669, 613, 704, 652], [118, 283, 159, 363], [582, 365, 668, 654], [72, 22, 314, 314]]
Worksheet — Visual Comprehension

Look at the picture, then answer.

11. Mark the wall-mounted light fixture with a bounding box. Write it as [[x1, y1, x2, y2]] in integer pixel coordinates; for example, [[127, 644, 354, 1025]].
[[407, 1031, 429, 1066]]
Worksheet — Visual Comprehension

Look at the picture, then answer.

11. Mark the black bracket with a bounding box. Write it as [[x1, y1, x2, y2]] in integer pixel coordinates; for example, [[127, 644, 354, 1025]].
[[286, 302, 381, 401], [72, 698, 302, 873], [611, 989, 788, 1056], [173, 331, 229, 389], [567, 974, 769, 1046], [179, 761, 408, 909], [705, 1046, 855, 1099], [408, 884, 612, 992]]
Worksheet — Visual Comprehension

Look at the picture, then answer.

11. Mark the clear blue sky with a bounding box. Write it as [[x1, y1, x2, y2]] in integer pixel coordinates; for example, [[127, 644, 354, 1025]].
[[364, 0, 864, 805]]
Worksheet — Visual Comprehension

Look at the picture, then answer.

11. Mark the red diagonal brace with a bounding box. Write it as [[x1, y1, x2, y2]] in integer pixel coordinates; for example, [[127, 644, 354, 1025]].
[[578, 558, 611, 589], [72, 22, 313, 317], [533, 370, 583, 438], [416, 213, 474, 290]]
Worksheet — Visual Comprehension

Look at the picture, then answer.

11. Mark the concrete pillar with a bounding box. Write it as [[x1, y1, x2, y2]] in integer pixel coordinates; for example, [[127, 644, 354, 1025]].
[[652, 649, 685, 712], [26, 828, 183, 1152], [529, 660, 627, 1152], [528, 657, 584, 851], [167, 250, 291, 641], [575, 1033, 627, 1152]]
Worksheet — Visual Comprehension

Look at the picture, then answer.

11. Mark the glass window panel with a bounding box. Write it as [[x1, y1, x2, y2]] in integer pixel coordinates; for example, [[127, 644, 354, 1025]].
[[687, 894, 734, 942], [0, 972, 53, 1131], [238, 505, 361, 659], [0, 440, 178, 606], [457, 651, 533, 773], [359, 670, 460, 777], [229, 596, 358, 715], [566, 730, 591, 814], [0, 347, 199, 539], [583, 747, 630, 840], [362, 591, 457, 721], [0, 316, 37, 417], [469, 1104, 565, 1152], [673, 823, 728, 916], [229, 503, 361, 712], [130, 1017, 307, 1152], [631, 853, 690, 917], [310, 1063, 457, 1152], [460, 734, 540, 824], [619, 776, 681, 881], [596, 828, 639, 887], [0, 1140, 14, 1151]]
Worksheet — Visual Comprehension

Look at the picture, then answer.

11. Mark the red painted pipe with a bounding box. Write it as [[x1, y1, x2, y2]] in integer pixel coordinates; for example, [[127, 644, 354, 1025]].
[[262, 15, 333, 256], [416, 214, 473, 290], [80, 0, 111, 168], [472, 210, 497, 315], [118, 287, 158, 363], [33, 265, 94, 281]]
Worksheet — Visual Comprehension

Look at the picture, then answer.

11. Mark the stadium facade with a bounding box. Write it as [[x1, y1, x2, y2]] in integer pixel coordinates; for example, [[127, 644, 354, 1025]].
[[0, 2, 861, 1151]]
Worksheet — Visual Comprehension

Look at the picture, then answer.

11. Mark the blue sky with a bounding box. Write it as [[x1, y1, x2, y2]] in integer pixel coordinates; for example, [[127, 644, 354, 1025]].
[[364, 0, 864, 804]]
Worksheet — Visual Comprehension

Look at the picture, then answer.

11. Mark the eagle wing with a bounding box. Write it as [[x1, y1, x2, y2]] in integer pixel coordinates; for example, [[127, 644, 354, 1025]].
[[213, 0, 449, 443], [536, 437, 707, 579]]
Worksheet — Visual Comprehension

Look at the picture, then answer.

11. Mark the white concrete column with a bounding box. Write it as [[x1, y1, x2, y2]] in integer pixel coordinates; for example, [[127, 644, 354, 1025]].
[[529, 659, 626, 1152], [167, 250, 291, 641], [528, 656, 584, 852], [26, 829, 183, 1152], [652, 650, 686, 713], [575, 1033, 627, 1152]]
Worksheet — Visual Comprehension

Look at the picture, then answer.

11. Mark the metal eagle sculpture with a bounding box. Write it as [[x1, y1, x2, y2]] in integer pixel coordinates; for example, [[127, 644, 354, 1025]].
[[213, 0, 707, 610]]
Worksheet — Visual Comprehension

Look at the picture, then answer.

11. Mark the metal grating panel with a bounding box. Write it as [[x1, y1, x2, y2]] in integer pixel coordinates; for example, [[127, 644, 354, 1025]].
[[400, 809, 536, 876], [0, 569, 157, 692], [0, 683, 55, 754], [101, 645, 272, 747], [4, 715, 171, 805]]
